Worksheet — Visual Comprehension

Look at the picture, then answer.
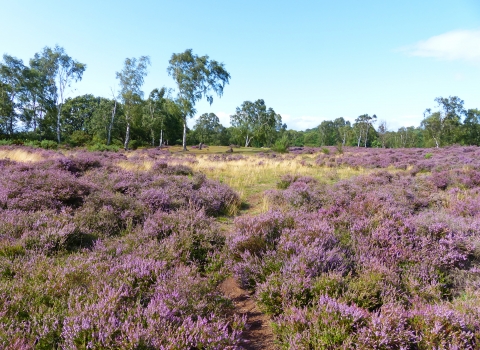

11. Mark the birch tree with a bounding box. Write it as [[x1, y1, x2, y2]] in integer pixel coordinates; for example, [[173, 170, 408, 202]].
[[116, 56, 150, 150], [31, 46, 86, 143], [167, 49, 230, 151]]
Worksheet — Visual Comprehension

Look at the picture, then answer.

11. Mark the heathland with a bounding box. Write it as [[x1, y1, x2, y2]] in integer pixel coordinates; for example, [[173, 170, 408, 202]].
[[1, 145, 480, 349]]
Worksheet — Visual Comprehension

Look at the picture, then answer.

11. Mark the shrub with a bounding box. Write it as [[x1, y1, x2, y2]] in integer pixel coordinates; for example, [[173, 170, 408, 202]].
[[23, 140, 40, 147], [68, 130, 91, 147], [271, 136, 290, 153], [87, 143, 120, 152], [40, 139, 58, 150], [0, 168, 91, 211]]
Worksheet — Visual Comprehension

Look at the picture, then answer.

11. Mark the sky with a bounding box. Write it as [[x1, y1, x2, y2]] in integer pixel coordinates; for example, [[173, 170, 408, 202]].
[[1, 0, 479, 131]]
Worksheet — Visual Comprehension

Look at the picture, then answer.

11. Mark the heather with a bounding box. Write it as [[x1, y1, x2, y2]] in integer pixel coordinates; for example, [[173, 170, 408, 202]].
[[229, 163, 480, 348], [0, 147, 243, 349], [3, 145, 480, 349]]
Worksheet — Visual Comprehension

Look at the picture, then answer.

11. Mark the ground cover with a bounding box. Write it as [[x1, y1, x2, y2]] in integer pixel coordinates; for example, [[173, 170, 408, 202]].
[[1, 145, 480, 349]]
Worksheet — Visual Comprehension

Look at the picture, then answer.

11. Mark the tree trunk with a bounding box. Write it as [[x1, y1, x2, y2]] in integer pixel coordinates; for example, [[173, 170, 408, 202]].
[[57, 104, 62, 143], [151, 128, 155, 147], [124, 121, 130, 150], [9, 114, 14, 136], [364, 125, 369, 147], [159, 129, 163, 148], [107, 99, 116, 146], [245, 135, 251, 147], [182, 121, 187, 151], [33, 96, 38, 132]]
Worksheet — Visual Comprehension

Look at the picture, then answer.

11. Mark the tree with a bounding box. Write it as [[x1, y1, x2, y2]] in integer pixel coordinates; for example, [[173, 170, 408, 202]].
[[0, 54, 26, 136], [422, 96, 465, 148], [463, 109, 480, 145], [86, 96, 121, 145], [167, 49, 230, 151], [116, 56, 150, 150], [318, 120, 336, 146], [144, 88, 170, 147], [333, 117, 351, 146], [354, 114, 377, 147], [194, 112, 222, 144], [31, 46, 86, 143], [60, 94, 98, 143], [18, 64, 50, 135], [230, 99, 283, 147], [377, 120, 388, 148]]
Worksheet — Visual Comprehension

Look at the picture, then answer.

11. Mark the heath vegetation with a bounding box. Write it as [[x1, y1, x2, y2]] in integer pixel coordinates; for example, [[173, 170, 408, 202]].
[[1, 145, 480, 349]]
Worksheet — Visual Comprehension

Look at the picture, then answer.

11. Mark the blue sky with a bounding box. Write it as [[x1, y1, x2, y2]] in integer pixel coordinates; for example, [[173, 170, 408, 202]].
[[1, 0, 479, 130]]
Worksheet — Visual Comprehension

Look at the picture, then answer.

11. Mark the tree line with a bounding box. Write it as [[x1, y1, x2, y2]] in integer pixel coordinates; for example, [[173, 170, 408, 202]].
[[291, 96, 480, 149], [1, 46, 479, 149]]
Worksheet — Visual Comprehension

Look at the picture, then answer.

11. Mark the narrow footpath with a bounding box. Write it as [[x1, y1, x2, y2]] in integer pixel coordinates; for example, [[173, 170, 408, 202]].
[[218, 193, 277, 350], [219, 277, 276, 350]]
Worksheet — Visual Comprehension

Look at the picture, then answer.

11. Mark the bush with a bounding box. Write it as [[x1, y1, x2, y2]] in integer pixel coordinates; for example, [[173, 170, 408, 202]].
[[23, 140, 40, 147], [271, 136, 290, 153], [40, 140, 58, 150], [68, 130, 91, 147], [87, 143, 120, 152]]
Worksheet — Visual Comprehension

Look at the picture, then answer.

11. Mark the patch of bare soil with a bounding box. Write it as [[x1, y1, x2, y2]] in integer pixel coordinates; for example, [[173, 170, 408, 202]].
[[219, 277, 277, 350]]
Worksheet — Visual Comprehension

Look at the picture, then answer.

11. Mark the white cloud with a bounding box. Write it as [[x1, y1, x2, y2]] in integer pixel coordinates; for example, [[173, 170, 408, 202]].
[[215, 111, 231, 127], [400, 29, 480, 62]]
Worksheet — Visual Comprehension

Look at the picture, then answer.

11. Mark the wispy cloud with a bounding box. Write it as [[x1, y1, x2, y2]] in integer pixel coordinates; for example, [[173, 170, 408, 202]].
[[400, 29, 480, 62]]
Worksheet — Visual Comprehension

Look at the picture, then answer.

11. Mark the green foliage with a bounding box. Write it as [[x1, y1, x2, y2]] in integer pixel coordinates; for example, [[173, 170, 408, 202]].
[[271, 135, 290, 153], [40, 139, 58, 149], [87, 143, 120, 152], [68, 130, 91, 147], [424, 153, 433, 159], [168, 49, 230, 150], [0, 139, 12, 145], [193, 112, 223, 145], [345, 270, 384, 311], [230, 99, 283, 147], [335, 142, 344, 154], [23, 140, 40, 147]]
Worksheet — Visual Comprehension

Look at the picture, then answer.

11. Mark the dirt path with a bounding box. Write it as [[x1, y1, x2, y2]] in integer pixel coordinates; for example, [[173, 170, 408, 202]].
[[219, 277, 276, 349]]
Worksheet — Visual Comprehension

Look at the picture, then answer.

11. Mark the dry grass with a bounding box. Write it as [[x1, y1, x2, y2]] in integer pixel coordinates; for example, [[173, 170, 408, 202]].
[[0, 149, 50, 163], [115, 147, 375, 213], [116, 160, 153, 172], [190, 155, 368, 211]]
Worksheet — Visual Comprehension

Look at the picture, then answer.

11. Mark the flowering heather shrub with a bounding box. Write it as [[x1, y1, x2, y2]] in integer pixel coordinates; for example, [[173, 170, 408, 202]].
[[143, 208, 224, 267], [206, 153, 246, 162], [0, 149, 244, 348], [356, 304, 416, 348], [0, 167, 91, 211], [152, 162, 194, 176], [309, 145, 480, 172], [273, 295, 368, 349], [410, 303, 477, 349], [230, 160, 480, 347]]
